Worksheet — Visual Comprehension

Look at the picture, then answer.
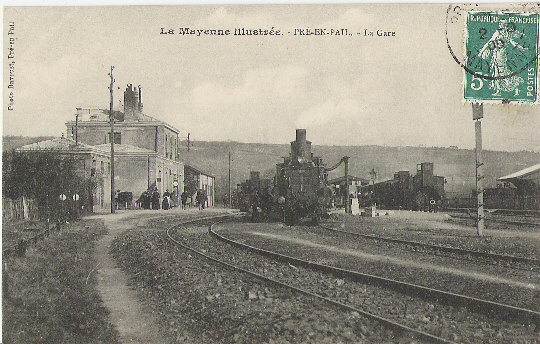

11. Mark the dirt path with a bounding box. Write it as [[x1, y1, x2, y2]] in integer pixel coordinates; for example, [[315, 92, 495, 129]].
[[250, 231, 540, 290], [91, 211, 170, 344]]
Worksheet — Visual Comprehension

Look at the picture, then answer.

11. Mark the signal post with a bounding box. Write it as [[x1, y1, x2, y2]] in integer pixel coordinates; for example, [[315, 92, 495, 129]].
[[472, 103, 484, 236]]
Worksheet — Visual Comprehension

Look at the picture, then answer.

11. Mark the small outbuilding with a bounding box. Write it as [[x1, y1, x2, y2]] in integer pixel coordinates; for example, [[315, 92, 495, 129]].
[[184, 164, 215, 208], [497, 163, 540, 210]]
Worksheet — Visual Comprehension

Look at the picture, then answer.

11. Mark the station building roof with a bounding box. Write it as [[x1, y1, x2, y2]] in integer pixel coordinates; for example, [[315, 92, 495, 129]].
[[185, 164, 215, 178], [498, 163, 540, 181], [497, 163, 540, 194], [16, 137, 110, 156], [67, 109, 180, 134]]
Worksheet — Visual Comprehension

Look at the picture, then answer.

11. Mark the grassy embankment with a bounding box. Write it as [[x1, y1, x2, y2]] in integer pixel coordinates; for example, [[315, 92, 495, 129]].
[[3, 219, 119, 344]]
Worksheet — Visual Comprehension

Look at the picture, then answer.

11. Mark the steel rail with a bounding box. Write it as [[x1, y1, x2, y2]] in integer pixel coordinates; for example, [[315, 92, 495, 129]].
[[445, 208, 540, 218], [134, 211, 234, 228], [319, 224, 540, 267], [210, 224, 540, 327], [166, 219, 457, 344], [448, 213, 540, 227]]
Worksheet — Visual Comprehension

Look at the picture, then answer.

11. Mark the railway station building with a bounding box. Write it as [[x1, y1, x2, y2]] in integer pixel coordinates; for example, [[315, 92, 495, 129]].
[[16, 83, 217, 211], [328, 176, 369, 208], [64, 84, 185, 207]]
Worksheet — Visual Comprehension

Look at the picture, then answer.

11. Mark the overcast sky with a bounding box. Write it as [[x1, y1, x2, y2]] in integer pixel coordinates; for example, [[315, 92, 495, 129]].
[[3, 4, 539, 152]]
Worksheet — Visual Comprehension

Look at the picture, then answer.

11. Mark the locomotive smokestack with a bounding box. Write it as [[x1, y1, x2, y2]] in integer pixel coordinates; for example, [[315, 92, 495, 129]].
[[291, 129, 311, 164], [296, 129, 307, 143]]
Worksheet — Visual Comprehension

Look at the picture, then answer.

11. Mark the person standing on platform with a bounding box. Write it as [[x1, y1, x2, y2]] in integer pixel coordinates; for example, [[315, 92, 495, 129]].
[[181, 190, 189, 210]]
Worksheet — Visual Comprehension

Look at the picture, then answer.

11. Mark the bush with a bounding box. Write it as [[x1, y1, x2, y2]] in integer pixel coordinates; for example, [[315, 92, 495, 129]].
[[2, 150, 97, 221]]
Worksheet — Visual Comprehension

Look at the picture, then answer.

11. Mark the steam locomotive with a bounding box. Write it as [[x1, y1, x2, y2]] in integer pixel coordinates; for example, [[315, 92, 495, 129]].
[[275, 129, 333, 224], [236, 129, 335, 225], [235, 171, 273, 213]]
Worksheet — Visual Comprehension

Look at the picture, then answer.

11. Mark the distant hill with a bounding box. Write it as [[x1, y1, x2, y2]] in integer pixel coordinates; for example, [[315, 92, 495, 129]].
[[3, 135, 56, 152], [179, 140, 540, 204], [5, 136, 539, 204]]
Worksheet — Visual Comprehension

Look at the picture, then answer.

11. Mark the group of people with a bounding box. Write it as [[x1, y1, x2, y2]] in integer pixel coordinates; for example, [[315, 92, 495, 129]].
[[248, 188, 274, 221], [180, 188, 208, 210], [137, 186, 162, 210], [137, 185, 209, 211]]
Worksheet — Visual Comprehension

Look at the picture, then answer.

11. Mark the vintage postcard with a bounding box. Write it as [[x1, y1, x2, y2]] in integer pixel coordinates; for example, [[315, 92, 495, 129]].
[[3, 3, 540, 344]]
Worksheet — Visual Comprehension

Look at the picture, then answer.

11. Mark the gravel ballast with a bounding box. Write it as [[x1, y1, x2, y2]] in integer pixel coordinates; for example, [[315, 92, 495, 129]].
[[111, 225, 404, 344], [111, 216, 538, 344]]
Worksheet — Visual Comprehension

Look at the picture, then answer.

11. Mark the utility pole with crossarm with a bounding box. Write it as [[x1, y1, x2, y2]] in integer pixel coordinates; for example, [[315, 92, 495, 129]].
[[109, 66, 116, 214]]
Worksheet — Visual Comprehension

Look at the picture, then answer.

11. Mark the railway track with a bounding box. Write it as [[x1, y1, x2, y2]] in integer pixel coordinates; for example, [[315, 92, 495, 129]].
[[448, 213, 540, 228], [166, 216, 455, 344], [319, 224, 540, 268], [164, 217, 539, 343], [446, 208, 540, 218], [210, 223, 540, 326]]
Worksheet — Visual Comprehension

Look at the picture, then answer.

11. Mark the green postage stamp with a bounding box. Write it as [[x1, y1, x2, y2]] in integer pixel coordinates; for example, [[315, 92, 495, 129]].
[[464, 12, 539, 103]]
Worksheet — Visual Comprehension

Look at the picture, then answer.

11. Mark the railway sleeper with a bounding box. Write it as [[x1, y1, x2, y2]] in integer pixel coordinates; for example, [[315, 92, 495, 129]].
[[169, 222, 455, 344], [210, 225, 540, 328], [320, 225, 540, 267]]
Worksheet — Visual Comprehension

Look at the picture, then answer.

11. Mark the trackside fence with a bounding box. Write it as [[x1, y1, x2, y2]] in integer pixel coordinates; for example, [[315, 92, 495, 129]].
[[2, 197, 40, 222], [444, 194, 540, 212]]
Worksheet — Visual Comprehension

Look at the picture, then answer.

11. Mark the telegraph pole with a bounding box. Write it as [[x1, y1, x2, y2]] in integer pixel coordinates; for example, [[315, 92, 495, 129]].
[[344, 156, 350, 214], [228, 152, 232, 208], [187, 133, 190, 152], [75, 114, 79, 145], [109, 66, 116, 214], [472, 103, 484, 236]]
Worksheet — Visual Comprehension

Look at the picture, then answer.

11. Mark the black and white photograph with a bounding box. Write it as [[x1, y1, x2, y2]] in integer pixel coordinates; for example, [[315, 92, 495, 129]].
[[2, 3, 540, 343]]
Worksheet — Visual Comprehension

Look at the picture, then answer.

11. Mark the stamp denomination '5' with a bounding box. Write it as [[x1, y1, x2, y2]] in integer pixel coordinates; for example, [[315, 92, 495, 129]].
[[464, 12, 539, 104]]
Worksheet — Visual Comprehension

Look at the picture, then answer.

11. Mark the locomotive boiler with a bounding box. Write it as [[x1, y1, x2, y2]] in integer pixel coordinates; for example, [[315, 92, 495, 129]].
[[274, 129, 331, 224], [236, 129, 349, 225]]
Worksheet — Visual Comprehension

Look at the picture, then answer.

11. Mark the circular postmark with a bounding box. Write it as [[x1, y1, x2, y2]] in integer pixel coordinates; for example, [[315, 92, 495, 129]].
[[446, 4, 540, 80], [446, 4, 540, 102]]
